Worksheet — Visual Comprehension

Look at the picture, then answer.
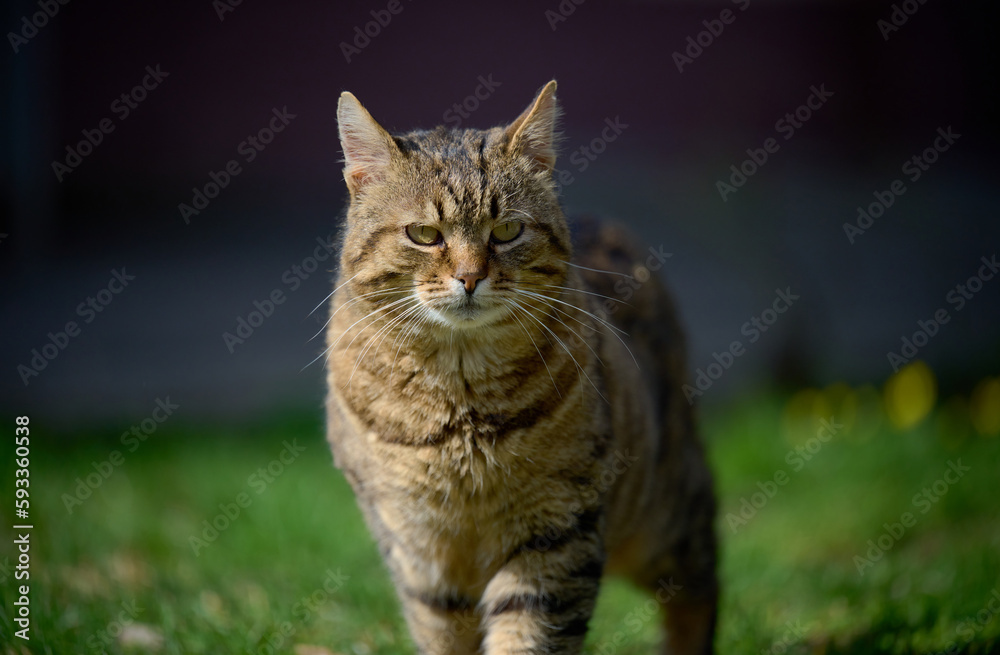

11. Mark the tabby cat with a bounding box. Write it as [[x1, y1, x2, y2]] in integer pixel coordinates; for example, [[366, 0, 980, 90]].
[[324, 81, 718, 654]]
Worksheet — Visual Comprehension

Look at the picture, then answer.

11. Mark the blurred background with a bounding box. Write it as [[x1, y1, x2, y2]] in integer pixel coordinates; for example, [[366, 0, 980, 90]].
[[2, 0, 997, 425], [2, 1, 1000, 653]]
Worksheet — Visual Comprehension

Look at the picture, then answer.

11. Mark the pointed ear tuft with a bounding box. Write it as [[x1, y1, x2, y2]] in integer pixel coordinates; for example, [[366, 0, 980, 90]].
[[505, 80, 560, 175], [337, 92, 398, 195]]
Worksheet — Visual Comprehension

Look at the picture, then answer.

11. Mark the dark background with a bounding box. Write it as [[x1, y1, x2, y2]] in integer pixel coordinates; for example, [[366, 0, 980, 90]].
[[2, 0, 998, 426]]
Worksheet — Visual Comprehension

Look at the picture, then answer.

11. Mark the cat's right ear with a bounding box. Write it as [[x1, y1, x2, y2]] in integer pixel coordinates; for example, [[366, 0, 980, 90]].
[[337, 92, 398, 196], [505, 80, 561, 176]]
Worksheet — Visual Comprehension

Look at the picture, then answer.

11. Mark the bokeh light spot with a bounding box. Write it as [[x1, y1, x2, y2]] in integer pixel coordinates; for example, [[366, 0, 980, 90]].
[[823, 382, 859, 434], [970, 377, 1000, 437], [782, 388, 830, 445], [883, 361, 936, 431]]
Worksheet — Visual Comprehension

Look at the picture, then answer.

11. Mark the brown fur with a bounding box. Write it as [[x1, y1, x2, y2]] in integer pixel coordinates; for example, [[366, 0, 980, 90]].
[[325, 81, 717, 654]]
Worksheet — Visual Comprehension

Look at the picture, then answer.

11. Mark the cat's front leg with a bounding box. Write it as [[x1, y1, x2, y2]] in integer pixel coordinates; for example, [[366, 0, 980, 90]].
[[396, 591, 483, 655], [480, 509, 606, 654]]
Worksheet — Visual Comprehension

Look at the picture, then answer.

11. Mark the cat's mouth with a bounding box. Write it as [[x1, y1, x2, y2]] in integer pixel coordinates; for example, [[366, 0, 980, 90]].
[[427, 293, 505, 329]]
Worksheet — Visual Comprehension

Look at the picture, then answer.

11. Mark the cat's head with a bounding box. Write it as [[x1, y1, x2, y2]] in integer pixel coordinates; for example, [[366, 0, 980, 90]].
[[335, 81, 571, 332]]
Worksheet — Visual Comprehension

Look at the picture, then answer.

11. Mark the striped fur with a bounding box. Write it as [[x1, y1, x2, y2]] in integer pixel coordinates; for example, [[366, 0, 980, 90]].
[[325, 81, 717, 654]]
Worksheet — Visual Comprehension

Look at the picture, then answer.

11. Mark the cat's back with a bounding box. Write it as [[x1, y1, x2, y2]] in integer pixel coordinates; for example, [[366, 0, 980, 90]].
[[570, 215, 689, 400]]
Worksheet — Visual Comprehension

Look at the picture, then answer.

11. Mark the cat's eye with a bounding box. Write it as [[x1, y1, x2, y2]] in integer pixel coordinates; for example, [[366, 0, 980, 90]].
[[491, 220, 523, 243], [406, 224, 442, 245]]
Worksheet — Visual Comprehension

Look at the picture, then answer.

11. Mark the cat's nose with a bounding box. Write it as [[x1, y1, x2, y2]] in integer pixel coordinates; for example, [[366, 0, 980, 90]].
[[455, 268, 487, 294]]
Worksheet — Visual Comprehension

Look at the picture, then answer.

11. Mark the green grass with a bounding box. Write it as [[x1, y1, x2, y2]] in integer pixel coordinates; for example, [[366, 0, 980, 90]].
[[2, 393, 999, 654]]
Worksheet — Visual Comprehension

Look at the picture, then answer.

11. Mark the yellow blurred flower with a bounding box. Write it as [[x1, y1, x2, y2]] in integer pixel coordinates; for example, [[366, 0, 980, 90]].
[[883, 361, 937, 430]]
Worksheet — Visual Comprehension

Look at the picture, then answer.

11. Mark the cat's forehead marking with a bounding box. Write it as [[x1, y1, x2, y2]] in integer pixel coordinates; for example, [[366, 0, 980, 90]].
[[401, 131, 497, 228]]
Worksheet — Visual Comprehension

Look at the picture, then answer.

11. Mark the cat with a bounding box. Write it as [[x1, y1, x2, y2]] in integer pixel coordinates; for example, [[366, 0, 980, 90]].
[[324, 80, 718, 654]]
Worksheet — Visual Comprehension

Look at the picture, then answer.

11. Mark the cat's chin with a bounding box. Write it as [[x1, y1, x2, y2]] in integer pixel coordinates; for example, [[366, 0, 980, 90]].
[[426, 303, 507, 331]]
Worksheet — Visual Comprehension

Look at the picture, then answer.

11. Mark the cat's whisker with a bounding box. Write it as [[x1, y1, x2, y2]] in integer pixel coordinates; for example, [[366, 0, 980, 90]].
[[507, 297, 608, 404], [512, 289, 595, 335], [340, 299, 421, 382], [339, 295, 420, 356], [370, 300, 428, 365], [558, 260, 635, 279], [389, 305, 433, 385], [307, 290, 338, 323], [498, 298, 561, 398], [512, 294, 605, 367], [514, 288, 629, 337], [399, 302, 436, 360], [517, 288, 640, 371], [307, 284, 417, 343], [515, 287, 631, 341], [346, 300, 424, 389], [335, 293, 417, 347], [307, 272, 359, 319], [505, 297, 555, 349], [302, 294, 416, 372], [519, 282, 631, 307]]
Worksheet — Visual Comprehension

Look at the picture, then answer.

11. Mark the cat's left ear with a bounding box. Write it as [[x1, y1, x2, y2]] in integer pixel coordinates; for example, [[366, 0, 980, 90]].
[[338, 92, 399, 196], [505, 80, 560, 175]]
